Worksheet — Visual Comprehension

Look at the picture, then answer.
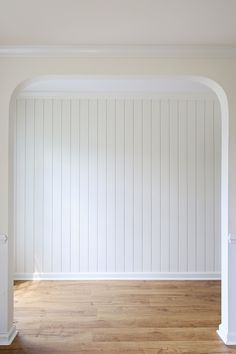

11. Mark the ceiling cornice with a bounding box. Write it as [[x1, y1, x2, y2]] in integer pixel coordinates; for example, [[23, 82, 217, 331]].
[[0, 45, 236, 58]]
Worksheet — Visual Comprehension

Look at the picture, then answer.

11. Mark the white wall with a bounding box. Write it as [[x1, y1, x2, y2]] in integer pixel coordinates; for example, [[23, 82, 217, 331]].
[[13, 93, 221, 278], [0, 54, 235, 344]]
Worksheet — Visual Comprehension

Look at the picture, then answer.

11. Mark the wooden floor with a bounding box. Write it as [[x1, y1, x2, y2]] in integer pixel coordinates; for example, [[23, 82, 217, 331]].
[[1, 280, 236, 354]]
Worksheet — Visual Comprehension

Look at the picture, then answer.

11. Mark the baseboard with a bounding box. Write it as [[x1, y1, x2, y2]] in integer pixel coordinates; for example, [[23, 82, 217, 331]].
[[217, 324, 236, 345], [14, 272, 221, 281], [0, 325, 17, 345]]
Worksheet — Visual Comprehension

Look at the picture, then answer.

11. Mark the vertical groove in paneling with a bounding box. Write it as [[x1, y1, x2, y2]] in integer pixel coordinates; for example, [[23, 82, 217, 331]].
[[187, 100, 197, 271], [43, 99, 52, 272], [115, 99, 125, 272], [97, 99, 99, 273], [105, 99, 108, 272], [97, 99, 107, 272], [61, 99, 71, 272], [70, 99, 80, 272], [150, 100, 153, 271], [213, 102, 216, 271], [125, 99, 134, 272], [132, 100, 135, 272], [194, 101, 197, 272], [88, 100, 90, 271], [115, 100, 117, 272], [79, 99, 89, 272], [214, 101, 221, 271], [33, 99, 36, 273], [205, 101, 214, 272], [14, 99, 17, 272], [88, 99, 98, 272], [151, 100, 161, 272], [186, 101, 189, 272], [204, 101, 206, 272], [34, 99, 44, 273], [141, 100, 144, 272], [107, 99, 116, 271], [133, 99, 142, 272], [142, 99, 152, 272], [170, 100, 179, 271], [16, 99, 26, 272], [179, 100, 188, 271], [168, 100, 171, 272], [14, 95, 221, 276], [196, 100, 205, 272], [160, 100, 170, 271], [159, 101, 162, 272]]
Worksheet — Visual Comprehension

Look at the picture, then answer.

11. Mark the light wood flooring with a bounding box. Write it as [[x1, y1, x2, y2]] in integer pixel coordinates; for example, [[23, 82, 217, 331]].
[[1, 280, 236, 353]]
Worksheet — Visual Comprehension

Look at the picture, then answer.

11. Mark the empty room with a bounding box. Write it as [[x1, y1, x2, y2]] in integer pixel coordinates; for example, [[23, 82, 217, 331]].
[[1, 1, 236, 353]]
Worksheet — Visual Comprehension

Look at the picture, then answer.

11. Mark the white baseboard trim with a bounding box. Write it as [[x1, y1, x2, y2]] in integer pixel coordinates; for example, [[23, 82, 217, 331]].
[[0, 325, 17, 345], [217, 324, 236, 345], [14, 272, 221, 281]]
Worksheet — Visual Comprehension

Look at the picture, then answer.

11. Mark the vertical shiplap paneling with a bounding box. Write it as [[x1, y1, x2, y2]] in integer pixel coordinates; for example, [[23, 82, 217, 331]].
[[79, 99, 89, 272], [151, 100, 161, 272], [196, 100, 206, 272], [205, 101, 214, 271], [142, 99, 152, 272], [61, 99, 71, 272], [34, 99, 44, 273], [25, 99, 35, 273], [160, 100, 170, 272], [16, 99, 26, 273], [133, 99, 143, 272], [169, 100, 179, 271], [179, 100, 188, 271], [70, 99, 80, 272], [107, 99, 116, 272], [97, 99, 107, 272], [187, 100, 197, 271], [14, 95, 221, 277], [116, 99, 125, 272], [124, 99, 134, 271], [214, 101, 221, 271], [43, 99, 53, 272], [52, 99, 62, 272], [88, 99, 98, 272]]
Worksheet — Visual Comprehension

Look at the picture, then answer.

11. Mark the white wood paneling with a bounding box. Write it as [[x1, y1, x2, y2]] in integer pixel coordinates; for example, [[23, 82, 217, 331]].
[[97, 100, 107, 272], [14, 95, 221, 278], [43, 99, 53, 272]]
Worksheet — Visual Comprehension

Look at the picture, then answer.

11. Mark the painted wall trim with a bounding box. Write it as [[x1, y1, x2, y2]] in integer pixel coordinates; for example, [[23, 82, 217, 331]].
[[0, 326, 17, 346], [1, 45, 236, 58], [217, 324, 236, 345], [14, 272, 221, 281]]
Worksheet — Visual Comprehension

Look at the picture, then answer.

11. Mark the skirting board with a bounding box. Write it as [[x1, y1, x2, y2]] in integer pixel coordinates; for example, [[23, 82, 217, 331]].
[[0, 326, 17, 345], [217, 324, 236, 345], [14, 272, 221, 281]]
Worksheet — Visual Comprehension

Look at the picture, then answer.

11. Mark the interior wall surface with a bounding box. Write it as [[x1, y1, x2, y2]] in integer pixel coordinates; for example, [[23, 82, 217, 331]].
[[13, 93, 221, 279], [0, 56, 236, 343]]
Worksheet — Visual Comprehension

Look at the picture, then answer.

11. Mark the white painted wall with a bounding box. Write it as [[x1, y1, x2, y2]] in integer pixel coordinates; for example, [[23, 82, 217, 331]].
[[14, 94, 221, 279], [0, 54, 235, 344]]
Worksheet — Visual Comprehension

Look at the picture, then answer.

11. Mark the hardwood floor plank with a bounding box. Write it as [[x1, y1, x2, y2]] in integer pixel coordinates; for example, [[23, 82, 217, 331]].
[[1, 280, 236, 353]]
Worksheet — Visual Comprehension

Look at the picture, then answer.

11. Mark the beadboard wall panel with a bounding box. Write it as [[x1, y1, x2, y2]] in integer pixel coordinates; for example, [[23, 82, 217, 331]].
[[14, 95, 221, 278]]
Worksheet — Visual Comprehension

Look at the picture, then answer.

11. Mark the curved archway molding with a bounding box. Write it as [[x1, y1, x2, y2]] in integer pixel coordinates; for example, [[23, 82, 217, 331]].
[[0, 75, 234, 345]]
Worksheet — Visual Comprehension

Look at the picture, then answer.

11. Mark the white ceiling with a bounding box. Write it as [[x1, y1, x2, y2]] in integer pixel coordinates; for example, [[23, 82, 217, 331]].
[[22, 78, 212, 94], [0, 0, 236, 46]]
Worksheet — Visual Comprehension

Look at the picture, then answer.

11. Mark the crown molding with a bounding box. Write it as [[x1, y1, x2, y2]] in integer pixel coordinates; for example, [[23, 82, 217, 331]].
[[0, 45, 236, 58]]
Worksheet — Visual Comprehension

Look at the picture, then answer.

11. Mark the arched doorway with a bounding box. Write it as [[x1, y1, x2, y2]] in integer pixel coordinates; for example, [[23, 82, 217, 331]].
[[3, 75, 229, 345]]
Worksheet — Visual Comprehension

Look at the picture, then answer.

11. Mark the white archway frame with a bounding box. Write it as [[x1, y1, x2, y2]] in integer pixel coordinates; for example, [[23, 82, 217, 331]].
[[5, 75, 230, 345]]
